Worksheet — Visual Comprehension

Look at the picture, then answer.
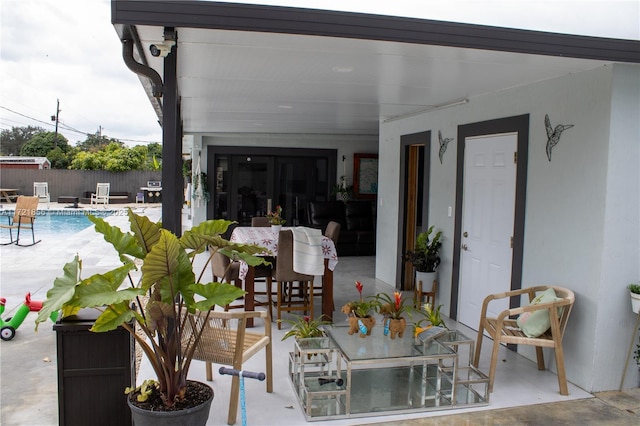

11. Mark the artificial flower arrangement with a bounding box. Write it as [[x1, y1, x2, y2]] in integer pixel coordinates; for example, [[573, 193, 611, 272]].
[[376, 291, 414, 320], [375, 291, 418, 339], [267, 205, 286, 225], [341, 281, 380, 318], [341, 281, 380, 337]]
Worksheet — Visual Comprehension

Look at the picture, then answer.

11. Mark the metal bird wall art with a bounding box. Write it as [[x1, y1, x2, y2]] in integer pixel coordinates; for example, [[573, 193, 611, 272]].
[[544, 114, 574, 161], [438, 130, 453, 164]]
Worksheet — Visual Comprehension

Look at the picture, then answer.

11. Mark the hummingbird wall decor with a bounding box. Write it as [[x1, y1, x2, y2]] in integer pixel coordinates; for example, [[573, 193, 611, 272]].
[[545, 114, 574, 161], [438, 130, 453, 164]]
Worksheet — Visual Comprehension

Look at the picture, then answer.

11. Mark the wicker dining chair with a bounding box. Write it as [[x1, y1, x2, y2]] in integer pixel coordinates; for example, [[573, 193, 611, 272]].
[[182, 309, 273, 425]]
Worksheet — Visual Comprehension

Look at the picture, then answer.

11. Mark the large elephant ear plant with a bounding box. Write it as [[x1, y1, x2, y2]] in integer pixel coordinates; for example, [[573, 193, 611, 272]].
[[35, 209, 268, 409]]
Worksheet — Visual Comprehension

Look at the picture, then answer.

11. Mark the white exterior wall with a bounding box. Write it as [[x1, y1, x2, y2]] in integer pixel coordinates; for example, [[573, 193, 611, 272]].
[[378, 63, 640, 392], [599, 64, 640, 390]]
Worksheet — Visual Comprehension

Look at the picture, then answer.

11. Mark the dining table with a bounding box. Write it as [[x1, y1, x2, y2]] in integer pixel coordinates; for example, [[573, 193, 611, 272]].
[[230, 226, 339, 327], [0, 189, 19, 203]]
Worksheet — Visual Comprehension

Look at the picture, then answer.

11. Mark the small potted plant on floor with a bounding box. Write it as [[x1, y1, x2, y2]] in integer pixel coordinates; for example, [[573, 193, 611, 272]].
[[281, 315, 331, 360], [629, 283, 640, 314], [341, 281, 380, 338], [35, 209, 268, 425], [404, 225, 442, 296], [280, 315, 331, 341]]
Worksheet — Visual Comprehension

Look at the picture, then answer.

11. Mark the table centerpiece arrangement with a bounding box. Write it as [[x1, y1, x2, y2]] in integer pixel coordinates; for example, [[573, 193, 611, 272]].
[[267, 205, 286, 233]]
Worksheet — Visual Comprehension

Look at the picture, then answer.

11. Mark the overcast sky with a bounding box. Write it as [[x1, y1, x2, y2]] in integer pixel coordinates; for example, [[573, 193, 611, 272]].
[[1, 0, 638, 147]]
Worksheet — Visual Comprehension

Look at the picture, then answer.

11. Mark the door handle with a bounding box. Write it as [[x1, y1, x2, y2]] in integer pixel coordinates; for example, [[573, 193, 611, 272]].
[[462, 244, 469, 251]]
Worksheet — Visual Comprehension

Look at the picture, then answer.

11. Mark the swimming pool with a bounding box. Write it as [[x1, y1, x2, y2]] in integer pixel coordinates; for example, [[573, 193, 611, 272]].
[[0, 209, 125, 240]]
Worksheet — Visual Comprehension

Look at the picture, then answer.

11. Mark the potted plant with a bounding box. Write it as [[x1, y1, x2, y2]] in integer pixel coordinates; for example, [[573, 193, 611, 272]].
[[331, 178, 354, 202], [404, 225, 443, 294], [280, 315, 330, 341], [413, 303, 448, 344], [375, 291, 415, 339], [280, 315, 331, 361], [341, 281, 380, 337], [35, 209, 268, 425], [629, 283, 640, 314], [267, 205, 286, 232]]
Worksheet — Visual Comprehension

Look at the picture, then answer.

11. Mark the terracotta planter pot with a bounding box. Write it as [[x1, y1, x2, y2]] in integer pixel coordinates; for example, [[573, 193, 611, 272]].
[[347, 316, 376, 337], [384, 317, 407, 339]]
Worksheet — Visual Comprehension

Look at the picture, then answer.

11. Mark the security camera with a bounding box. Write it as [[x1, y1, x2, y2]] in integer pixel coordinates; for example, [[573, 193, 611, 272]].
[[149, 41, 175, 58]]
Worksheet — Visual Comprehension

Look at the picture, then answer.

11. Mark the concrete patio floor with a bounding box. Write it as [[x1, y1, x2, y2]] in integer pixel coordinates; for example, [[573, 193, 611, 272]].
[[0, 203, 639, 425]]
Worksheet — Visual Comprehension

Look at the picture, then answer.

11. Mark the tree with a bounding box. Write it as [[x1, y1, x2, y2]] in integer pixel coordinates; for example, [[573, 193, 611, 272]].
[[0, 126, 45, 155], [20, 131, 70, 157], [146, 142, 162, 170], [103, 143, 146, 171], [76, 134, 123, 152], [69, 142, 146, 171], [47, 146, 73, 169], [70, 150, 104, 170]]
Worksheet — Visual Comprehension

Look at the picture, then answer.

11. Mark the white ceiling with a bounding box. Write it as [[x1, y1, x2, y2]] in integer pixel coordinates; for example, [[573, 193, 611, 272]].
[[135, 25, 610, 135]]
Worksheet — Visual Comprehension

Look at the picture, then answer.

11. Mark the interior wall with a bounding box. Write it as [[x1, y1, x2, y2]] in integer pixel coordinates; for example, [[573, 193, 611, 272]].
[[186, 133, 378, 223], [201, 132, 377, 185], [378, 63, 640, 392]]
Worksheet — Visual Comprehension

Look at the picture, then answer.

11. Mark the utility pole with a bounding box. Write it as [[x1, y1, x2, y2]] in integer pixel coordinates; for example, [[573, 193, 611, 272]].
[[50, 99, 60, 148]]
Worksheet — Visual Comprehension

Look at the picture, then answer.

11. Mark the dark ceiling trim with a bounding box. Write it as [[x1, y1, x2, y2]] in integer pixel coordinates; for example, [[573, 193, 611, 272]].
[[112, 1, 640, 63]]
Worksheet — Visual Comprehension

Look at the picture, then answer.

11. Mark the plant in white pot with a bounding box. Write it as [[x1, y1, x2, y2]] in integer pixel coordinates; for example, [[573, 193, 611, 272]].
[[404, 226, 443, 294], [35, 209, 268, 425], [267, 205, 286, 233], [629, 283, 640, 314]]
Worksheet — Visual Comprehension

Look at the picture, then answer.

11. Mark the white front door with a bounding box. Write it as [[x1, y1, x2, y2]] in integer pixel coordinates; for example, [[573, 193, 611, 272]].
[[458, 133, 517, 329]]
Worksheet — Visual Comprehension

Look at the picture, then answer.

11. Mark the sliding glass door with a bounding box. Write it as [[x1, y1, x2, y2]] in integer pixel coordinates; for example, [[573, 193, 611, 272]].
[[208, 147, 336, 226]]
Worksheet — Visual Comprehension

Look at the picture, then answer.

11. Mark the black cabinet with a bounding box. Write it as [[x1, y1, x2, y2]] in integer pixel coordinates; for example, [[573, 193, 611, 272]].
[[54, 310, 134, 426]]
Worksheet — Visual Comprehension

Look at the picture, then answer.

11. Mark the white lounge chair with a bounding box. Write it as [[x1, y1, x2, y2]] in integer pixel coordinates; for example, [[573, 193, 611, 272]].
[[90, 183, 110, 205], [33, 182, 50, 208]]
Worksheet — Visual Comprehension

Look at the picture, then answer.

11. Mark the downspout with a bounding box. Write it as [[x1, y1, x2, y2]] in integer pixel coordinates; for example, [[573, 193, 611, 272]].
[[122, 38, 163, 98]]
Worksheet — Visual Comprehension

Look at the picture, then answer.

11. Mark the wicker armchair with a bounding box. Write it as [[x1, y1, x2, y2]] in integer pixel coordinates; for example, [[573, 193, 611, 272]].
[[473, 285, 575, 395]]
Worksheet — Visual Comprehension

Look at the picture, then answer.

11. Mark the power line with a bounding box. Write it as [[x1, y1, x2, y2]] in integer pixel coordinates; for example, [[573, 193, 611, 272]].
[[0, 105, 160, 144], [0, 106, 54, 129]]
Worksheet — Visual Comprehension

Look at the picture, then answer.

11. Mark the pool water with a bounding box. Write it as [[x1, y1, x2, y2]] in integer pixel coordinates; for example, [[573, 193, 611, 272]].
[[0, 209, 121, 240]]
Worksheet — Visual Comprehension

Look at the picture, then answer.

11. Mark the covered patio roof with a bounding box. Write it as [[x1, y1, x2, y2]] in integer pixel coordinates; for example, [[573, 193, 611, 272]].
[[110, 0, 640, 232]]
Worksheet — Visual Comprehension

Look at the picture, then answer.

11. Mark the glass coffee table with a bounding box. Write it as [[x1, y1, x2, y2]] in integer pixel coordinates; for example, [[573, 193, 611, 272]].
[[289, 324, 489, 420]]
